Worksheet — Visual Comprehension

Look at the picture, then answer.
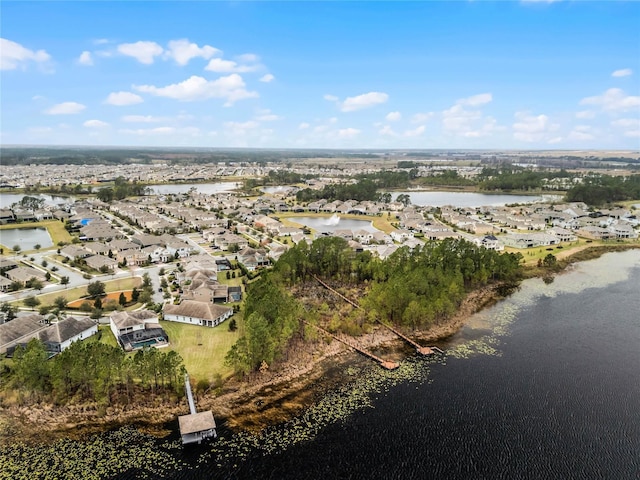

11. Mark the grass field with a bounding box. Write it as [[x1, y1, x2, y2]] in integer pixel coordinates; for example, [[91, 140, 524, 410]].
[[159, 319, 240, 382], [14, 276, 142, 307]]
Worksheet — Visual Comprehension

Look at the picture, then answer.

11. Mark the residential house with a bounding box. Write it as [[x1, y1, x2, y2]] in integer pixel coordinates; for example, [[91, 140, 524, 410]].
[[5, 266, 47, 285], [163, 300, 233, 328], [0, 314, 97, 355], [109, 310, 168, 352], [85, 255, 119, 272]]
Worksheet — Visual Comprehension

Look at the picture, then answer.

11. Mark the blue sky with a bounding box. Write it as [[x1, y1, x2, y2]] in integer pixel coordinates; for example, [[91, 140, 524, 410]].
[[1, 1, 639, 149]]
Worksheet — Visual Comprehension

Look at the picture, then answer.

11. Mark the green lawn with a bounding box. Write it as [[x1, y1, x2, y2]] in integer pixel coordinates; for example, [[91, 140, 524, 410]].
[[96, 325, 119, 348], [159, 319, 240, 382], [13, 276, 142, 308]]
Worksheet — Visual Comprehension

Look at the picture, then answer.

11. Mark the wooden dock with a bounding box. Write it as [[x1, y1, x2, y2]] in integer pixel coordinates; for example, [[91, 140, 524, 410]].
[[304, 321, 399, 370], [178, 373, 217, 445], [313, 275, 441, 356]]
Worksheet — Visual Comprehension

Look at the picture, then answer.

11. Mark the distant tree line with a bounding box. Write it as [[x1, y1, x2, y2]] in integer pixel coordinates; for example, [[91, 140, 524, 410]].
[[565, 174, 640, 206], [478, 167, 572, 191]]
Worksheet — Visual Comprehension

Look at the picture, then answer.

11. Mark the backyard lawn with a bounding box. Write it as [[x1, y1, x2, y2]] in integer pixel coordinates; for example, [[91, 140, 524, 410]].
[[160, 319, 240, 382]]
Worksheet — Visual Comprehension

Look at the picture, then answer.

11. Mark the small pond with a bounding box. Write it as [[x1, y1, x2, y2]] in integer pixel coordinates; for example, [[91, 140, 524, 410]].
[[0, 227, 53, 250], [390, 191, 557, 207], [287, 214, 378, 233], [149, 182, 240, 195]]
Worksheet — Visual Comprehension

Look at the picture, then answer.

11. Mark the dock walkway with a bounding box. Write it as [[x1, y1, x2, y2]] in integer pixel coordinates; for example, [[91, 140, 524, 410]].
[[313, 275, 441, 356]]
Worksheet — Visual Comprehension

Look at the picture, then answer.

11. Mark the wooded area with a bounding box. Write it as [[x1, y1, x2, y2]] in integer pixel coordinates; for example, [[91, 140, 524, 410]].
[[226, 237, 523, 375], [6, 339, 185, 405]]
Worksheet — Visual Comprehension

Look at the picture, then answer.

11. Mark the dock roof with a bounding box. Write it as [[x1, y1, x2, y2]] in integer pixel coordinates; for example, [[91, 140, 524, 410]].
[[178, 411, 216, 435]]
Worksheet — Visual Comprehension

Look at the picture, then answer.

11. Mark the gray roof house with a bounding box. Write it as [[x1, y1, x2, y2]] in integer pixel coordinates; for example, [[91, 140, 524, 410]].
[[0, 314, 97, 355], [163, 301, 233, 328]]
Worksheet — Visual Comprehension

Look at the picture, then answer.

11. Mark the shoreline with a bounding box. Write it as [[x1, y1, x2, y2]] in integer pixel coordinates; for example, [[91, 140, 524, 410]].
[[0, 282, 504, 446], [1, 244, 638, 446]]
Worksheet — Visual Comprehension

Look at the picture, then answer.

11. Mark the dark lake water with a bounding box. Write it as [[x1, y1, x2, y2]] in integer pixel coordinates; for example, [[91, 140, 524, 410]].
[[5, 250, 640, 480]]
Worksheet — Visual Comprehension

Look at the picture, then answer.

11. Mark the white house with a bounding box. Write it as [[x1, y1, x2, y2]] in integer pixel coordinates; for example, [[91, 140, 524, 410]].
[[163, 300, 233, 328]]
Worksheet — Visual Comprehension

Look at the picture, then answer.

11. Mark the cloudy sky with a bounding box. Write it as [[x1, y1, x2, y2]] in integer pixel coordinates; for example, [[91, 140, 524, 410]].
[[1, 1, 639, 149]]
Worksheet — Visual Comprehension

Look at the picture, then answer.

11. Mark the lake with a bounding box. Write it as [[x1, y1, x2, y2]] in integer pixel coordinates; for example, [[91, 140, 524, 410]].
[[286, 214, 378, 233], [149, 182, 240, 195], [4, 250, 640, 479], [261, 186, 295, 195], [0, 193, 74, 209], [391, 191, 559, 207], [0, 227, 53, 250]]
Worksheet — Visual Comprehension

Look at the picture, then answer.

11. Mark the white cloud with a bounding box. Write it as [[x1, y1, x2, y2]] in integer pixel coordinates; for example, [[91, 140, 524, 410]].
[[224, 121, 260, 137], [580, 88, 640, 112], [340, 92, 388, 112], [77, 51, 93, 66], [1, 38, 51, 71], [237, 53, 259, 63], [329, 117, 338, 124], [612, 118, 640, 129], [512, 111, 558, 142], [117, 41, 164, 64], [133, 74, 258, 105], [255, 111, 280, 122], [575, 110, 595, 119], [337, 127, 361, 138], [379, 125, 398, 137], [443, 104, 482, 133], [259, 73, 275, 83], [612, 68, 632, 78], [386, 111, 402, 122], [104, 91, 144, 106], [404, 125, 426, 137], [568, 125, 595, 141], [93, 39, 110, 45], [164, 39, 220, 65], [83, 119, 109, 128], [457, 93, 493, 107], [442, 94, 497, 137], [120, 126, 176, 135], [121, 115, 166, 123], [612, 118, 640, 138], [548, 137, 563, 144], [204, 58, 259, 73], [119, 126, 201, 137], [411, 112, 433, 123], [44, 102, 86, 115], [298, 122, 310, 130], [324, 94, 339, 102], [225, 121, 259, 129]]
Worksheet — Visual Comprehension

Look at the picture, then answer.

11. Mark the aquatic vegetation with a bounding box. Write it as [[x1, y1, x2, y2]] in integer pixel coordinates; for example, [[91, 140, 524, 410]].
[[0, 426, 187, 480]]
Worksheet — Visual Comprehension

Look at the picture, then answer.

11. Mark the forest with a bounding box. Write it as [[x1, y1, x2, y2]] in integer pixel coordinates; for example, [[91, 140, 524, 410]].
[[225, 237, 523, 375], [3, 339, 185, 406]]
